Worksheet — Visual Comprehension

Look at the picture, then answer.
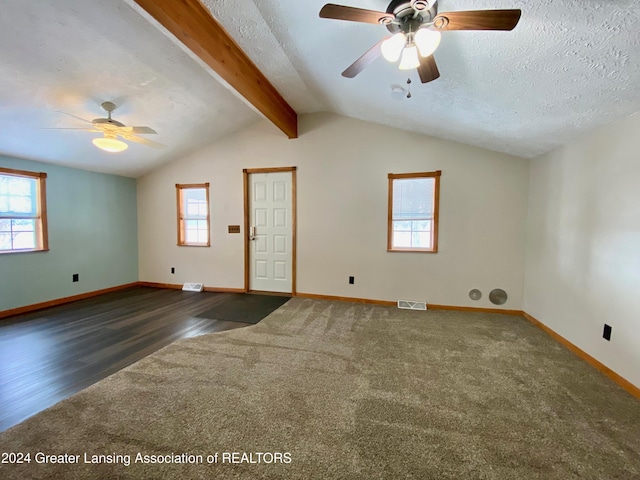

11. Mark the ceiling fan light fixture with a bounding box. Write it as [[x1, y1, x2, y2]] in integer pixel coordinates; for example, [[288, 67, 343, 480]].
[[92, 133, 128, 153], [399, 44, 420, 70], [381, 33, 407, 62], [414, 28, 441, 57]]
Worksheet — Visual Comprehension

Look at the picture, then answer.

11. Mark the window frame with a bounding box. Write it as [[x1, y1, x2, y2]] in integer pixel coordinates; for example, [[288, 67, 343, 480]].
[[387, 170, 441, 253], [0, 167, 49, 254], [176, 182, 210, 247]]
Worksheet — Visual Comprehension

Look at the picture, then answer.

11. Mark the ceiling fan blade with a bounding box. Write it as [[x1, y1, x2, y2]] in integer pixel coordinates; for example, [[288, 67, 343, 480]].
[[342, 37, 387, 78], [121, 134, 165, 149], [129, 126, 157, 135], [417, 55, 440, 83], [118, 126, 157, 134], [55, 111, 93, 123], [320, 4, 394, 25], [43, 127, 100, 131], [433, 10, 522, 31]]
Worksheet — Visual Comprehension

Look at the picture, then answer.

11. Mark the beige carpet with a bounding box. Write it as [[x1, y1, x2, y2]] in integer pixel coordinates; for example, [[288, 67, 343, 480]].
[[1, 299, 639, 479]]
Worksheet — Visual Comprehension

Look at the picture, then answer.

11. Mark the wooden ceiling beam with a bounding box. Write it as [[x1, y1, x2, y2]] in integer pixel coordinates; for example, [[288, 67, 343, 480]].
[[133, 0, 298, 138]]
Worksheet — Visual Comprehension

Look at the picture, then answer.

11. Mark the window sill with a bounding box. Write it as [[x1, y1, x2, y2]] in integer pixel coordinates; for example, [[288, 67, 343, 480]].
[[177, 244, 210, 247], [387, 248, 438, 253], [0, 248, 49, 255]]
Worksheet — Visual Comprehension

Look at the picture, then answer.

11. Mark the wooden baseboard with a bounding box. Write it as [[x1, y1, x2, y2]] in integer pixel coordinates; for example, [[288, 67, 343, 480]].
[[523, 312, 640, 400], [138, 281, 244, 294], [1, 281, 247, 320], [5, 281, 517, 316], [204, 286, 245, 294], [295, 292, 522, 315], [138, 281, 182, 290], [0, 282, 139, 320]]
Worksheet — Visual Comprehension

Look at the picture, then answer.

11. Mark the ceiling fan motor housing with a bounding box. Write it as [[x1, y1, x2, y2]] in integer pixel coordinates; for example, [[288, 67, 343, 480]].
[[93, 118, 125, 127], [385, 0, 437, 34], [93, 101, 125, 126]]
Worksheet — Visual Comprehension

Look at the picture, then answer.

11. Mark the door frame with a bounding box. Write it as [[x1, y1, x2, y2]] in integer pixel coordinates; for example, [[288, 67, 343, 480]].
[[243, 166, 297, 294]]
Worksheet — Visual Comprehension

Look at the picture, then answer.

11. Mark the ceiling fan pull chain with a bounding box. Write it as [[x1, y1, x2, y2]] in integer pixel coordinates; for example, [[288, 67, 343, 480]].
[[406, 76, 412, 98]]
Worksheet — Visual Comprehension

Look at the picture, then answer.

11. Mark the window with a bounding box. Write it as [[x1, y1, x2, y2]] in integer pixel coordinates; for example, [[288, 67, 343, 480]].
[[388, 171, 441, 253], [176, 183, 210, 246], [0, 168, 48, 253]]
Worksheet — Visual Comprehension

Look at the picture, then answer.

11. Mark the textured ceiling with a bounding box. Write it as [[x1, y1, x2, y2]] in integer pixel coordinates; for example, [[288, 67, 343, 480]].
[[0, 0, 639, 177], [211, 0, 640, 158]]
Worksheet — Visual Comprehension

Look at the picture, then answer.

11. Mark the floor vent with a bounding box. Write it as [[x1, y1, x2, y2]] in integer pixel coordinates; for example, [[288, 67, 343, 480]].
[[182, 283, 204, 292], [397, 300, 427, 311]]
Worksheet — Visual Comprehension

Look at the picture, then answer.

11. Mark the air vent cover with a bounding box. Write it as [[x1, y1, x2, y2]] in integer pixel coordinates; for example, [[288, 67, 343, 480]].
[[469, 289, 482, 301], [182, 283, 204, 292], [397, 300, 427, 310], [489, 288, 507, 305]]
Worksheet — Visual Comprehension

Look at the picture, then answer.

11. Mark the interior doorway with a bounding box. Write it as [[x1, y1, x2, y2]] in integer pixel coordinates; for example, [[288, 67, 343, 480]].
[[243, 167, 297, 294]]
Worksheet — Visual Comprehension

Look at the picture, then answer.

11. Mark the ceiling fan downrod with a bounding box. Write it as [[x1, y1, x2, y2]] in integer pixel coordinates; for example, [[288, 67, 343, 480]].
[[101, 101, 117, 122]]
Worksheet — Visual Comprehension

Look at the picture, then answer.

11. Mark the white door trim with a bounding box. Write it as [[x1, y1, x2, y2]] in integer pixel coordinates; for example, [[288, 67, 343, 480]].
[[243, 167, 297, 294]]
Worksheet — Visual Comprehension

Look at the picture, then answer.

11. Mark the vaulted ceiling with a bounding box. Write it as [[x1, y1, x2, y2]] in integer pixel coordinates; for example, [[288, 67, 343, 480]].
[[0, 0, 638, 177]]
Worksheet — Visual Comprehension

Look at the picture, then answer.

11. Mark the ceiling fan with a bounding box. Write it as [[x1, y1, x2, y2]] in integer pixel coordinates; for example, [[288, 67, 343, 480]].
[[50, 101, 165, 153], [319, 0, 522, 83]]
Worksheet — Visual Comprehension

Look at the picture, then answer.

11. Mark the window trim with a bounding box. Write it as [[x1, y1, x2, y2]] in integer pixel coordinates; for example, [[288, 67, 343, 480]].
[[0, 167, 48, 254], [387, 170, 441, 253], [176, 182, 210, 247]]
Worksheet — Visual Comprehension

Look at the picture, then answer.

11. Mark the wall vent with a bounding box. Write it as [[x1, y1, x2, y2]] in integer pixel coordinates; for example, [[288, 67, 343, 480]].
[[182, 283, 204, 292], [397, 300, 427, 311]]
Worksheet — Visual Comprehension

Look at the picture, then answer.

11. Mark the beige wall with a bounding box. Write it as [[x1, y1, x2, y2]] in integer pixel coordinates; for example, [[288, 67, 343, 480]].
[[524, 112, 640, 388], [138, 113, 529, 309]]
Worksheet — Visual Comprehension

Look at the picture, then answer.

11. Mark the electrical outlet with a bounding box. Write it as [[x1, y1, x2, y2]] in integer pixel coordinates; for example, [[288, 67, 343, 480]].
[[603, 324, 612, 341], [72, 274, 79, 282], [171, 267, 175, 274], [349, 276, 355, 285]]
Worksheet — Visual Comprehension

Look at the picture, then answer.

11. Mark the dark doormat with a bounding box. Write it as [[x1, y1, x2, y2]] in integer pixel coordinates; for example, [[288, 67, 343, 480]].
[[196, 293, 291, 324]]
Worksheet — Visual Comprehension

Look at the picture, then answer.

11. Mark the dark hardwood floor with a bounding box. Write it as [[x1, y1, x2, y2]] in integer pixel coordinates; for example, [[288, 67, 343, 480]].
[[0, 287, 252, 432]]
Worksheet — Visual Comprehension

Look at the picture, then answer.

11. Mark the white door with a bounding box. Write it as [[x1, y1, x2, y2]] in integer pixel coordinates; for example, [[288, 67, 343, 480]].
[[249, 171, 293, 293]]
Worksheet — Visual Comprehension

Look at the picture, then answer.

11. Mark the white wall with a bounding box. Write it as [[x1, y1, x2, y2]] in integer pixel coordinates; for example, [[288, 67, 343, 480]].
[[524, 112, 640, 388], [138, 113, 529, 309]]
